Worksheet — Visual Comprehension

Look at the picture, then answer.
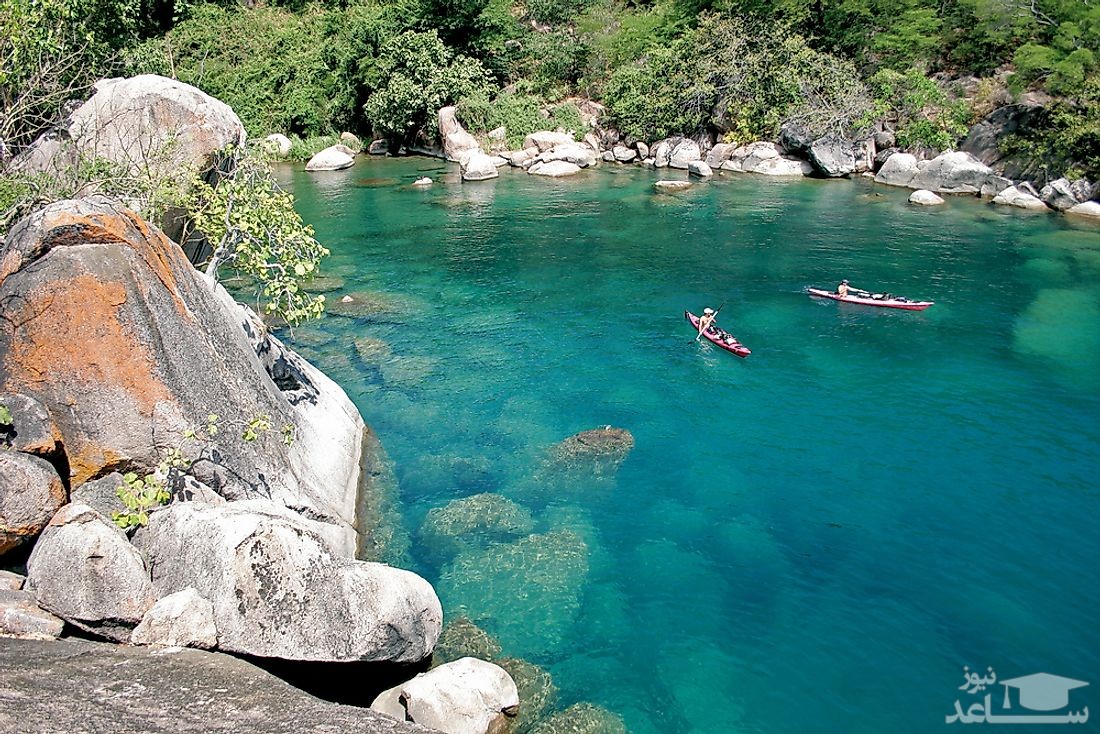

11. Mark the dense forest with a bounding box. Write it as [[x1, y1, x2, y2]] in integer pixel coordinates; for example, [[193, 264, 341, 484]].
[[1, 0, 1098, 178]]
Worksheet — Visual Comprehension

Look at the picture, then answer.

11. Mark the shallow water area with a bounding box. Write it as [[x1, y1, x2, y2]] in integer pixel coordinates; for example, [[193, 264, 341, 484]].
[[278, 159, 1100, 733]]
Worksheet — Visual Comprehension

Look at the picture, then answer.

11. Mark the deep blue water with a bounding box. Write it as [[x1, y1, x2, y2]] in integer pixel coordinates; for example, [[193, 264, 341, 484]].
[[278, 159, 1099, 733]]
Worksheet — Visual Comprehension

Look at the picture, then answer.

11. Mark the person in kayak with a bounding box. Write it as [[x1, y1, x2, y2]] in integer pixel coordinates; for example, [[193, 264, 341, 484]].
[[696, 307, 718, 340], [837, 279, 851, 297]]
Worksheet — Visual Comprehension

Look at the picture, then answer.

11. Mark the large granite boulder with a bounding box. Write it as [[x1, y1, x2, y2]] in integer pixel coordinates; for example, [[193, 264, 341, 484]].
[[25, 503, 156, 641], [668, 139, 702, 169], [537, 143, 597, 168], [874, 152, 919, 187], [704, 143, 735, 168], [752, 156, 814, 176], [0, 452, 66, 556], [131, 587, 218, 649], [14, 74, 244, 193], [0, 590, 64, 640], [462, 152, 499, 181], [134, 499, 442, 662], [0, 637, 438, 734], [0, 199, 367, 556], [529, 160, 582, 177], [992, 186, 1048, 210], [688, 160, 713, 178], [305, 145, 355, 171], [440, 106, 482, 163], [779, 122, 813, 156], [612, 145, 636, 163], [908, 151, 997, 194], [809, 134, 855, 177], [522, 131, 575, 153], [371, 657, 519, 734]]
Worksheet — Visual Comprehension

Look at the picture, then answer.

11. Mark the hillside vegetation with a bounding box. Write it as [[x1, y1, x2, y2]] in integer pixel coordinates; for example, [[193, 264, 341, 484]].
[[2, 0, 1098, 178]]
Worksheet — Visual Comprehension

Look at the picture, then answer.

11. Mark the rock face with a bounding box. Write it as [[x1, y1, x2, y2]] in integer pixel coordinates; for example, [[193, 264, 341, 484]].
[[440, 106, 482, 163], [0, 393, 62, 458], [462, 152, 499, 181], [372, 657, 519, 734], [528, 160, 581, 177], [0, 637, 438, 734], [0, 452, 66, 556], [909, 190, 945, 206], [0, 590, 64, 640], [0, 198, 367, 555], [15, 74, 245, 193], [809, 134, 855, 177], [131, 588, 218, 649], [961, 102, 1045, 172], [305, 145, 355, 171], [135, 500, 442, 662], [26, 504, 156, 641], [908, 151, 997, 194], [992, 186, 1049, 211]]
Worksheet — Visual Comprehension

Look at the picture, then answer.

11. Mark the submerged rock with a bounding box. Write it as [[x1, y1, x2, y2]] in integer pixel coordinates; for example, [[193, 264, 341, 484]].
[[304, 274, 347, 293], [371, 657, 519, 734], [529, 702, 626, 734], [439, 530, 588, 658], [497, 657, 558, 734], [419, 493, 535, 561], [909, 189, 945, 206], [354, 336, 393, 364], [655, 180, 691, 192], [432, 617, 503, 666], [326, 290, 408, 318], [0, 452, 66, 557], [545, 426, 635, 477], [26, 503, 156, 642]]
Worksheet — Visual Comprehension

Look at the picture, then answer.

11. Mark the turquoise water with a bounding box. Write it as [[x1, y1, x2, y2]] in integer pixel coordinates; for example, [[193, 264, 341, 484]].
[[278, 159, 1100, 733]]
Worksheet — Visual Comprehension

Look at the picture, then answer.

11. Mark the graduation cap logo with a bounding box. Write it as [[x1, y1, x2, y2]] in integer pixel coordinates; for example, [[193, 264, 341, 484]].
[[1001, 673, 1089, 712]]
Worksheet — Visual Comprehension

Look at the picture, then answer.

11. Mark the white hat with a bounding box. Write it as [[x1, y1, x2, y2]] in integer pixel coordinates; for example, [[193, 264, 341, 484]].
[[703, 308, 715, 315]]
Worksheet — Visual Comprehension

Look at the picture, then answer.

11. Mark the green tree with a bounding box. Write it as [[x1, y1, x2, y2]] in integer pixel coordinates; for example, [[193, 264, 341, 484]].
[[363, 30, 491, 144]]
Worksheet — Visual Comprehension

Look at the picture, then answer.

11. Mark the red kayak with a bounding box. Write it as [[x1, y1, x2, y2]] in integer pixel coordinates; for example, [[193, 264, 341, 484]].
[[685, 311, 751, 357], [807, 288, 933, 311]]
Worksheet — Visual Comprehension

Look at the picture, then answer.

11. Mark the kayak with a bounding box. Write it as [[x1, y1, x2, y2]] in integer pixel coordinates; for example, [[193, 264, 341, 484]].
[[807, 288, 934, 311], [685, 311, 751, 357]]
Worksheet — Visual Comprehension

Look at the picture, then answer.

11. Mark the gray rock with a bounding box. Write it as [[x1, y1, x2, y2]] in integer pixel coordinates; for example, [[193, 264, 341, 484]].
[[537, 143, 596, 168], [372, 657, 518, 734], [992, 186, 1048, 211], [0, 452, 66, 556], [738, 141, 781, 171], [961, 102, 1045, 170], [369, 139, 390, 155], [0, 393, 61, 458], [1069, 178, 1095, 202], [874, 146, 899, 170], [583, 132, 601, 155], [26, 503, 156, 641], [413, 176, 433, 186], [0, 570, 25, 590], [0, 636, 437, 733], [601, 150, 615, 162], [654, 180, 691, 192], [909, 151, 996, 194], [528, 160, 582, 178], [529, 702, 626, 734], [0, 590, 64, 640], [668, 139, 702, 169], [635, 141, 650, 159], [1040, 178, 1081, 211], [779, 122, 813, 155], [505, 149, 538, 168], [1018, 181, 1042, 198], [909, 190, 945, 206], [980, 175, 1014, 198], [874, 152, 919, 187], [1067, 201, 1100, 219], [131, 587, 217, 649], [522, 131, 575, 153], [873, 131, 896, 151], [651, 139, 673, 167], [305, 145, 355, 171], [263, 134, 292, 158], [809, 134, 856, 177], [688, 160, 713, 178], [440, 106, 482, 163], [70, 472, 126, 519], [462, 152, 499, 181], [612, 146, 636, 163], [135, 500, 442, 662], [704, 143, 735, 168]]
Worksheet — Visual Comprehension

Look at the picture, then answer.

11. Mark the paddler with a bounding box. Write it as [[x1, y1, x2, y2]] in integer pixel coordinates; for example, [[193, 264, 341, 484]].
[[837, 279, 851, 297], [696, 307, 718, 340]]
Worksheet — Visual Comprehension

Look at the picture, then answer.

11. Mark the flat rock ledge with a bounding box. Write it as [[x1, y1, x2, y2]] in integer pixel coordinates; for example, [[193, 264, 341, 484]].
[[0, 637, 439, 734]]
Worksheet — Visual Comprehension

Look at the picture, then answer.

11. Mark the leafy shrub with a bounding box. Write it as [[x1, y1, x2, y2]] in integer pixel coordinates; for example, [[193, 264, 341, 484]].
[[549, 102, 586, 138], [286, 134, 343, 161], [867, 67, 970, 151], [457, 91, 546, 148]]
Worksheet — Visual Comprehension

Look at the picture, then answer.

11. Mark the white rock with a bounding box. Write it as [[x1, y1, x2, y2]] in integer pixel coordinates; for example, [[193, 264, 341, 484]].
[[305, 145, 355, 172], [874, 152, 920, 188], [909, 189, 945, 206], [992, 186, 1048, 211], [462, 153, 499, 181], [1067, 201, 1100, 219], [705, 143, 735, 167], [655, 180, 692, 192], [413, 177, 433, 187], [612, 146, 637, 163], [522, 131, 575, 153], [668, 139, 702, 169], [504, 149, 538, 167], [439, 106, 481, 163], [688, 160, 713, 178], [529, 160, 582, 177], [371, 657, 519, 734], [538, 143, 597, 168], [909, 151, 995, 193], [263, 134, 292, 158], [131, 588, 218, 649], [749, 157, 813, 176]]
